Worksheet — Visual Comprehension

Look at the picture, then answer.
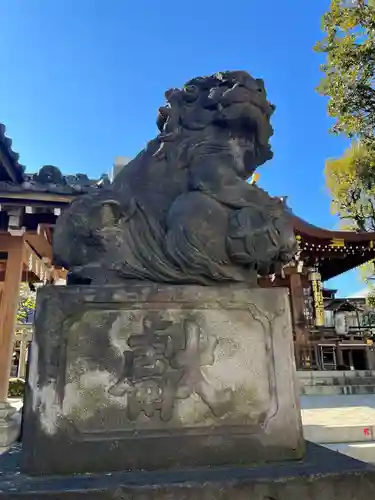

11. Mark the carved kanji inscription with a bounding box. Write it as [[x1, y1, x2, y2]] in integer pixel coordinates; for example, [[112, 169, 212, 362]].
[[109, 312, 231, 421]]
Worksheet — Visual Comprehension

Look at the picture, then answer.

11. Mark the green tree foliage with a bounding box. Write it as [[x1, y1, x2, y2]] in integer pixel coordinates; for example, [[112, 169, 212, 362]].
[[315, 0, 375, 144], [325, 142, 375, 230], [17, 283, 36, 324], [316, 0, 375, 231], [8, 377, 25, 397], [316, 0, 375, 229], [367, 285, 375, 307], [316, 1, 375, 298]]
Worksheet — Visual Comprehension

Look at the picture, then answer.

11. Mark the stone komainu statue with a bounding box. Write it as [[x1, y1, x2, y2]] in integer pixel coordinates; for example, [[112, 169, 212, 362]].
[[53, 71, 298, 285]]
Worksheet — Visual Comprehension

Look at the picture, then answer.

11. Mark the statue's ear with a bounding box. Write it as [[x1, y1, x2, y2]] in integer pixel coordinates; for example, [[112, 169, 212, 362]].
[[157, 106, 171, 132], [92, 199, 122, 228]]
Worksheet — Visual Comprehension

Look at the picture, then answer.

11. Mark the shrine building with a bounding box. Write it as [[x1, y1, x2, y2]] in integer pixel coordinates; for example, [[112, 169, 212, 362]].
[[260, 214, 375, 370]]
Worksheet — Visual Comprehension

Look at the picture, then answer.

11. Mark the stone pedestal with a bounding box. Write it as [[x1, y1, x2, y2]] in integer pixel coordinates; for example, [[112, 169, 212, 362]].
[[21, 284, 303, 475], [0, 402, 20, 449], [1, 442, 375, 499]]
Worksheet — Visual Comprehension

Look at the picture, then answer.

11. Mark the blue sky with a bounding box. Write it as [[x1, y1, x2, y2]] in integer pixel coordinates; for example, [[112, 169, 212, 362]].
[[0, 0, 365, 295]]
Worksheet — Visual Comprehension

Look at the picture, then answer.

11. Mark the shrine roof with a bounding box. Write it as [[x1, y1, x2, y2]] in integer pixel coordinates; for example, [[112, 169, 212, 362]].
[[0, 123, 25, 183], [290, 214, 375, 281], [324, 299, 364, 313], [291, 214, 375, 244]]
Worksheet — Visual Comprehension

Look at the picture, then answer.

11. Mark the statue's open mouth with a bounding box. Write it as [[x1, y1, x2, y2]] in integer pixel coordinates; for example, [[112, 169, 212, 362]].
[[224, 102, 273, 173], [218, 96, 273, 141]]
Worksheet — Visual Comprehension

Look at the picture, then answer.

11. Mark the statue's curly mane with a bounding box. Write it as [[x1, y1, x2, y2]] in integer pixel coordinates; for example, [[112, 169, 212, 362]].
[[156, 72, 230, 137], [150, 71, 275, 175]]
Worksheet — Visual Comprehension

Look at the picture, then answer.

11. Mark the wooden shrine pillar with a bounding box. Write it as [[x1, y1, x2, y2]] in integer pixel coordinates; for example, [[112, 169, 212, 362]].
[[0, 237, 24, 401], [289, 272, 309, 369]]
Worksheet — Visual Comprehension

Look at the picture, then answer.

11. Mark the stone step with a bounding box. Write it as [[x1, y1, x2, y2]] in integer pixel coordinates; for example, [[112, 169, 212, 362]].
[[301, 384, 375, 396], [304, 424, 375, 444], [299, 376, 375, 387], [298, 370, 375, 379], [321, 441, 375, 464]]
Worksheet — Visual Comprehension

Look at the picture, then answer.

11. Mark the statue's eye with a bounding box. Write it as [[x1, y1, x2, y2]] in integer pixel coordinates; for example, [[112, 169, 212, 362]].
[[183, 85, 199, 102], [185, 85, 197, 93], [183, 85, 199, 101]]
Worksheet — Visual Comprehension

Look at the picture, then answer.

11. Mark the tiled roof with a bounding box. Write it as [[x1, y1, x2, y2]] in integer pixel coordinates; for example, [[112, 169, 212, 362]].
[[0, 123, 25, 182]]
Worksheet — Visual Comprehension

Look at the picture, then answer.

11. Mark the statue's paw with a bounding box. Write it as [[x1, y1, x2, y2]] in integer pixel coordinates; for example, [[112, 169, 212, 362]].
[[108, 380, 133, 397]]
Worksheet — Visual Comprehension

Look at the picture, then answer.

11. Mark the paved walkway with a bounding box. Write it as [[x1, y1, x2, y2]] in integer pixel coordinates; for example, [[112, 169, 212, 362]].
[[301, 395, 375, 426]]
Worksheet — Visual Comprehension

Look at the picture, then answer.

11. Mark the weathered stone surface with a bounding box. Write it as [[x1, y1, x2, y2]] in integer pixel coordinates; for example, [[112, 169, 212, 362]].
[[21, 284, 303, 475], [53, 71, 297, 287], [2, 442, 375, 499], [0, 403, 20, 449]]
